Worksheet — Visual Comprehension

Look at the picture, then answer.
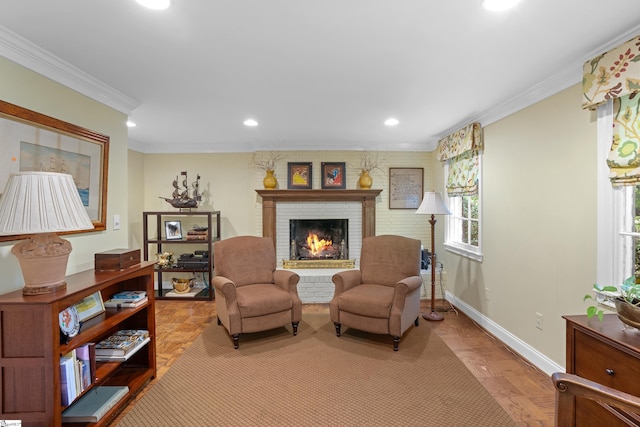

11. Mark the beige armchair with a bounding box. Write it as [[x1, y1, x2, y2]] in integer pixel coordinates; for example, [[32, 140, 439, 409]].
[[213, 236, 302, 349], [330, 235, 422, 351]]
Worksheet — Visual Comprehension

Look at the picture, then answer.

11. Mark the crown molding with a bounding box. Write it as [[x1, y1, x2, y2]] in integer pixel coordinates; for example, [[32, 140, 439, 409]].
[[0, 25, 140, 115], [128, 138, 435, 154]]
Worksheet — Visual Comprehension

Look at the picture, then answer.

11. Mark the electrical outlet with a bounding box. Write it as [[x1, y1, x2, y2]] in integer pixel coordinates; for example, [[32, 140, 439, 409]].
[[485, 288, 490, 301], [536, 312, 543, 330]]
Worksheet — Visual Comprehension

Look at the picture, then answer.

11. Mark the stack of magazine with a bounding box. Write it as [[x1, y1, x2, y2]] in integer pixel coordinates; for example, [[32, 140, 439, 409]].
[[104, 290, 148, 308], [95, 329, 150, 362]]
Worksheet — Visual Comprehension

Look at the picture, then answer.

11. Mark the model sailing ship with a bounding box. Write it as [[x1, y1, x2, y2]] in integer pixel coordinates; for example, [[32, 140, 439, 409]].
[[159, 171, 201, 209]]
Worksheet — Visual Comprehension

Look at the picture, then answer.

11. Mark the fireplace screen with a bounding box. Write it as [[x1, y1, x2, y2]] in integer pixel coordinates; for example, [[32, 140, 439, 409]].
[[289, 219, 348, 260]]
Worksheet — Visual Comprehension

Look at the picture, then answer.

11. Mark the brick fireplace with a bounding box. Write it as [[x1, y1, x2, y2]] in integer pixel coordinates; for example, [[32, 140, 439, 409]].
[[256, 189, 381, 302]]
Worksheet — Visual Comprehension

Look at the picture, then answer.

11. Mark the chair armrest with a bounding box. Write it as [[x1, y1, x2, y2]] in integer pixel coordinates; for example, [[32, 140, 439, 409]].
[[397, 276, 422, 293], [213, 275, 237, 300], [273, 269, 300, 291], [332, 269, 362, 295], [391, 275, 422, 310], [553, 372, 640, 426]]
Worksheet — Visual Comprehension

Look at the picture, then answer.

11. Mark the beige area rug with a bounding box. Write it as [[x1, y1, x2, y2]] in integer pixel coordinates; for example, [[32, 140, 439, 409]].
[[117, 314, 516, 427]]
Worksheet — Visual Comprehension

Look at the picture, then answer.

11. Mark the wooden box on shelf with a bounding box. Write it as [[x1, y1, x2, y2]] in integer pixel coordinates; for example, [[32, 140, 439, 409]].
[[0, 261, 156, 426], [95, 248, 141, 271]]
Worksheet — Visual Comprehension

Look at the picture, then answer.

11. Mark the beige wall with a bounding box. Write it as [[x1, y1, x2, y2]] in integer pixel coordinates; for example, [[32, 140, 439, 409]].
[[0, 57, 131, 294], [135, 150, 441, 255], [441, 83, 597, 366]]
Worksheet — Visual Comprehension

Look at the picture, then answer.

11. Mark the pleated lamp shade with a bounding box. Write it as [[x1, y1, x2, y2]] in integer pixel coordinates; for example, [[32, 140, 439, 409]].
[[0, 172, 94, 295], [415, 192, 451, 216], [0, 172, 94, 234]]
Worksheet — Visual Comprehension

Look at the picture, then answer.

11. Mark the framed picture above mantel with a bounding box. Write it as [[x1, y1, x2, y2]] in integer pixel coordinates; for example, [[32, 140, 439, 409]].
[[287, 162, 312, 189], [0, 100, 109, 242]]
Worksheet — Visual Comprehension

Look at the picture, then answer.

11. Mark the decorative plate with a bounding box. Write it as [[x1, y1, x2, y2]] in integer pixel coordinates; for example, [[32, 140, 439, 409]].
[[59, 305, 81, 338]]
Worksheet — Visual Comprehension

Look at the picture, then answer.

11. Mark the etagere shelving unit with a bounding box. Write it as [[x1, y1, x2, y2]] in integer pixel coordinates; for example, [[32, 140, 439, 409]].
[[143, 211, 220, 300]]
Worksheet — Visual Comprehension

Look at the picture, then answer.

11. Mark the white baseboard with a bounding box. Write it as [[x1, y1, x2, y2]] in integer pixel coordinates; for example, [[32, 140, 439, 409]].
[[444, 291, 563, 377]]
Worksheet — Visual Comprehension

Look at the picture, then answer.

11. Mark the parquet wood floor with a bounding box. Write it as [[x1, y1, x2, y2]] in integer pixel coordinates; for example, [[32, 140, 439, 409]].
[[114, 299, 555, 426]]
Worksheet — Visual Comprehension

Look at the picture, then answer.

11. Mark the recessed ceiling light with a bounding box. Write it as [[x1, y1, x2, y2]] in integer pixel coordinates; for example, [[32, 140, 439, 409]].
[[126, 121, 137, 128], [481, 0, 520, 11], [384, 118, 399, 127], [244, 119, 259, 127], [135, 0, 171, 10]]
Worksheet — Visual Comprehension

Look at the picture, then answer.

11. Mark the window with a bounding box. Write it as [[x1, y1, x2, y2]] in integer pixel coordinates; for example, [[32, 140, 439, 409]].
[[597, 100, 638, 288], [443, 163, 483, 262]]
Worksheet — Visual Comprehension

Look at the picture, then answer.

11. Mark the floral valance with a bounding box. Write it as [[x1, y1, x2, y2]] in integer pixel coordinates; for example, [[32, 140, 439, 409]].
[[446, 150, 481, 196], [437, 122, 483, 196], [608, 93, 640, 185], [583, 35, 640, 110], [437, 122, 483, 161]]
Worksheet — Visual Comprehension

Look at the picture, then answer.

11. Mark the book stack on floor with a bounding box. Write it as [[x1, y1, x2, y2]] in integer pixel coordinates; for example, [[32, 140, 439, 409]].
[[60, 343, 96, 407], [104, 290, 148, 308], [95, 329, 150, 362], [61, 385, 130, 423]]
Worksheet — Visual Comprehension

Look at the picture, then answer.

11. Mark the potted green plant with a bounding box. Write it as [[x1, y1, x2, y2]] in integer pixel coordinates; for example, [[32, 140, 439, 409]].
[[584, 276, 640, 327]]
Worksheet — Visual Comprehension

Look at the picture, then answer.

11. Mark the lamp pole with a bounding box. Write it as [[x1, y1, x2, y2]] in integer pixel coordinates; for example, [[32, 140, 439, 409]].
[[423, 214, 443, 321]]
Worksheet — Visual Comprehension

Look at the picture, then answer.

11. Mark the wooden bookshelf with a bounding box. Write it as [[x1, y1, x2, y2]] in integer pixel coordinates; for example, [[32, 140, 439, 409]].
[[0, 261, 156, 426]]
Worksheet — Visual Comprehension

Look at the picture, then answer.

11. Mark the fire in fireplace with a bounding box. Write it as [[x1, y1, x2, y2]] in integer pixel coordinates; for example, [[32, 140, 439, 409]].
[[290, 219, 348, 260]]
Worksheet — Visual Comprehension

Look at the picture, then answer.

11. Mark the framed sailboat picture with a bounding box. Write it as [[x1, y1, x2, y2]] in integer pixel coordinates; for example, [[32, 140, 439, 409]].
[[0, 100, 109, 241]]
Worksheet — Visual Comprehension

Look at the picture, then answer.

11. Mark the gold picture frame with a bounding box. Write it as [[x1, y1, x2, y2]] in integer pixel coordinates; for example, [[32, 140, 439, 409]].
[[0, 100, 109, 242], [74, 291, 106, 322]]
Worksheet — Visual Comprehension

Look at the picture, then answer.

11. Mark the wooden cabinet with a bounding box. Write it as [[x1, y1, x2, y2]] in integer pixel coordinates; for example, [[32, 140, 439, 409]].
[[564, 314, 640, 425], [143, 211, 220, 300], [0, 261, 156, 427]]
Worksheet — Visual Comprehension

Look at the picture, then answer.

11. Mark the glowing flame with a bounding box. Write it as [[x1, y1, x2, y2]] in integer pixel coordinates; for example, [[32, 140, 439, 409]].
[[306, 232, 332, 256]]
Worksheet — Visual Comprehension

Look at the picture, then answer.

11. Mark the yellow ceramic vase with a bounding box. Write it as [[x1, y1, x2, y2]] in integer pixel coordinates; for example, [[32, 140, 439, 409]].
[[358, 170, 373, 189], [263, 169, 278, 189]]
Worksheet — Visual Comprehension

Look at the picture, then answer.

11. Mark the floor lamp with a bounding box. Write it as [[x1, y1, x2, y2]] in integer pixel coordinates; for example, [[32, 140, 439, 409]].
[[416, 191, 450, 321]]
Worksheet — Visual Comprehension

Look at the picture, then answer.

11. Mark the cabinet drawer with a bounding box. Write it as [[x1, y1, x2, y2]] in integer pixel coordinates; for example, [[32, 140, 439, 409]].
[[574, 329, 640, 395]]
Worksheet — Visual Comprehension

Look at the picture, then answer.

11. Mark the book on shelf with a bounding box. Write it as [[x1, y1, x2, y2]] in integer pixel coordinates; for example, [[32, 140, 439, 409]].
[[61, 385, 129, 423], [76, 343, 96, 389], [60, 353, 77, 407], [104, 296, 148, 308], [114, 329, 149, 339], [186, 234, 208, 241], [60, 343, 98, 407], [111, 290, 146, 300], [94, 337, 151, 362], [95, 330, 149, 357]]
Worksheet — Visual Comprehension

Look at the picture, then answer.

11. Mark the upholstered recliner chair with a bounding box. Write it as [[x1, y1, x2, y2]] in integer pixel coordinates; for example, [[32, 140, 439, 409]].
[[213, 236, 302, 349], [330, 235, 422, 351]]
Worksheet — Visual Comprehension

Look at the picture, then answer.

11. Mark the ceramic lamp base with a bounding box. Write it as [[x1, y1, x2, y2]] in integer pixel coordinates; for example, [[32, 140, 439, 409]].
[[12, 233, 71, 295]]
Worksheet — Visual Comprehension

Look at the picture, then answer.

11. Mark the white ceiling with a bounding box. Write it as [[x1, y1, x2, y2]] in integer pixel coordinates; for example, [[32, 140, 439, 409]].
[[1, 1, 639, 154]]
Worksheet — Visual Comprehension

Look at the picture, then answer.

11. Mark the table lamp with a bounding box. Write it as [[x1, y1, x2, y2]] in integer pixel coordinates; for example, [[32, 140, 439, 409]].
[[0, 172, 94, 295], [416, 191, 450, 321]]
